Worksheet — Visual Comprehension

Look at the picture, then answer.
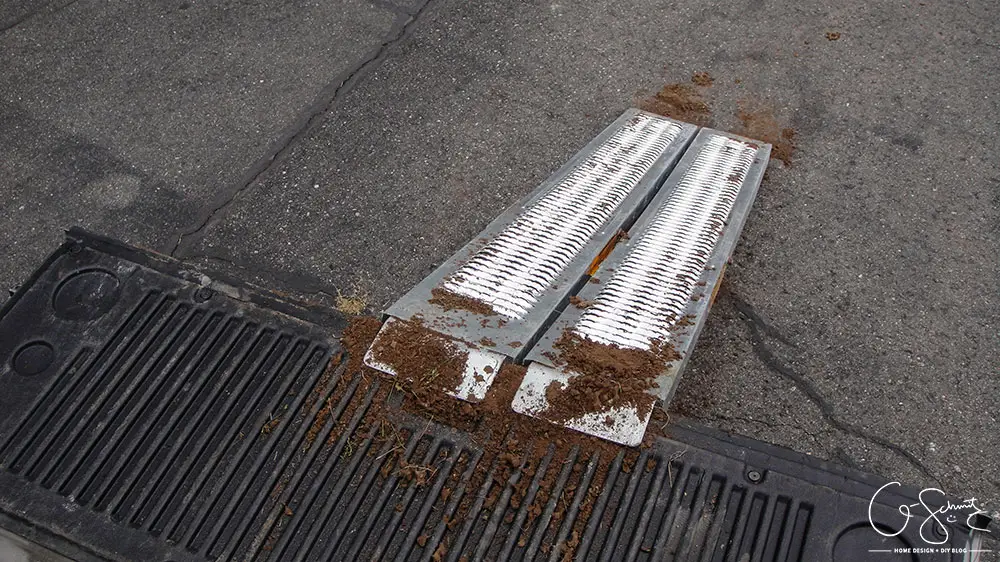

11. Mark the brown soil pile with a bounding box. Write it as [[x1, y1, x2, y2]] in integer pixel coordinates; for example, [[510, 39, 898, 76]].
[[429, 287, 496, 316], [691, 71, 713, 87], [331, 316, 639, 559], [736, 104, 796, 166], [368, 317, 473, 402], [340, 316, 383, 376], [826, 31, 841, 41], [637, 83, 712, 126], [541, 331, 680, 423], [568, 295, 594, 309]]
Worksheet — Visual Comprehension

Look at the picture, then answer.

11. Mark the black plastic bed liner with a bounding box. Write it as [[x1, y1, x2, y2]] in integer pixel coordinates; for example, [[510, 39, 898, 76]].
[[0, 230, 987, 561]]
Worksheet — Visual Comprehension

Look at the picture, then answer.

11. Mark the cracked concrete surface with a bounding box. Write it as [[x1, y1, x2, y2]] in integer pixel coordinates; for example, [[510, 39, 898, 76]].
[[169, 0, 432, 257], [1, 0, 998, 542], [0, 0, 402, 294]]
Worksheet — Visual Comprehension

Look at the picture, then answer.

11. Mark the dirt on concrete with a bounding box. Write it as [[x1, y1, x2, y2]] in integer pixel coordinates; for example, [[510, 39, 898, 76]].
[[637, 83, 712, 126], [637, 77, 796, 167], [736, 103, 796, 166], [691, 71, 713, 87]]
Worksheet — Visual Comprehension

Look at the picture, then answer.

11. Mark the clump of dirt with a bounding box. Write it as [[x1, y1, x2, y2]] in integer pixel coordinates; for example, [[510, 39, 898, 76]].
[[397, 461, 436, 487], [637, 83, 711, 126], [541, 331, 680, 423], [329, 316, 675, 558], [826, 31, 841, 41], [260, 415, 282, 436], [569, 295, 595, 309], [691, 71, 713, 87], [736, 103, 796, 166], [369, 318, 469, 399], [429, 287, 496, 316], [340, 316, 383, 376]]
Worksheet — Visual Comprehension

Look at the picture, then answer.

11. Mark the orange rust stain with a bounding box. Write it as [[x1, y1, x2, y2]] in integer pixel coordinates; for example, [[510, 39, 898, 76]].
[[587, 230, 627, 276], [708, 264, 727, 307]]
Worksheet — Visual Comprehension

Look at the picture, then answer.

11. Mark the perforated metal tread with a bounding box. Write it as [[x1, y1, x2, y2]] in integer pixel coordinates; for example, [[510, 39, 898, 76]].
[[0, 232, 987, 561], [513, 130, 770, 445], [382, 110, 698, 361]]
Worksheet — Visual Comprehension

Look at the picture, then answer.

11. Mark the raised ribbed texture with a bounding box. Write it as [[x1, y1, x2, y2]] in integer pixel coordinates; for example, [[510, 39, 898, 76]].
[[576, 135, 759, 349], [441, 114, 683, 319], [0, 299, 809, 562], [0, 289, 334, 560], [0, 288, 809, 561]]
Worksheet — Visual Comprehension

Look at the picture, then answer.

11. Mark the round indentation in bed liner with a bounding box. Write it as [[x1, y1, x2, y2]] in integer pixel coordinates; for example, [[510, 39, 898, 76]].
[[833, 523, 916, 561], [52, 269, 121, 321], [12, 341, 54, 376]]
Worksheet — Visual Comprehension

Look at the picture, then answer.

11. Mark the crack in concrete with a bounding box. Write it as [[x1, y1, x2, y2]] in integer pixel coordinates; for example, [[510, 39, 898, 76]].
[[728, 291, 940, 483], [168, 0, 434, 258], [0, 0, 81, 34]]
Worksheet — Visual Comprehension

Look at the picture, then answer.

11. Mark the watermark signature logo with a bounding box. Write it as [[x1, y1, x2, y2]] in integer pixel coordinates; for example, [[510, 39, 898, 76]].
[[867, 481, 992, 555]]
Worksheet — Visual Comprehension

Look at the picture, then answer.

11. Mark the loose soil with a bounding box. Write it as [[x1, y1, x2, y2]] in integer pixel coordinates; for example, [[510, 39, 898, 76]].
[[637, 83, 712, 126], [429, 287, 497, 316], [326, 316, 666, 558], [540, 331, 680, 423], [568, 295, 594, 309], [691, 71, 713, 87], [637, 78, 797, 169], [736, 103, 796, 166], [368, 317, 468, 395]]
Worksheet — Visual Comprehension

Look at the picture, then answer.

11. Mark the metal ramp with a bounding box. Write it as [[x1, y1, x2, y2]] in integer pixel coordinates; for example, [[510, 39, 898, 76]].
[[513, 130, 769, 445], [364, 110, 698, 402], [366, 110, 770, 445]]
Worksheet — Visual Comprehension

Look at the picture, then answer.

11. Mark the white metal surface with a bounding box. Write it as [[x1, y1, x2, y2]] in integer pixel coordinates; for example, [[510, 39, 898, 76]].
[[440, 114, 684, 319], [513, 131, 769, 445], [512, 363, 652, 447], [363, 318, 505, 403], [575, 134, 758, 349]]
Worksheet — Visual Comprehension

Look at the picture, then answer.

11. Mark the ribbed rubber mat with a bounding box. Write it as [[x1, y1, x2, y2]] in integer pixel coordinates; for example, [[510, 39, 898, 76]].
[[0, 232, 986, 561]]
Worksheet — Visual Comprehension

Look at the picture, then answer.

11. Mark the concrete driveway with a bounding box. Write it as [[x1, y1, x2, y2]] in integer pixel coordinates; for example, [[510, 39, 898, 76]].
[[2, 0, 997, 527]]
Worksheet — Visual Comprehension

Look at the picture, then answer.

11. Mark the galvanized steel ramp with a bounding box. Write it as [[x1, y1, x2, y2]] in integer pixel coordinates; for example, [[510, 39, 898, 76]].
[[513, 129, 768, 445], [366, 110, 699, 403], [0, 232, 988, 561], [365, 109, 768, 446]]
